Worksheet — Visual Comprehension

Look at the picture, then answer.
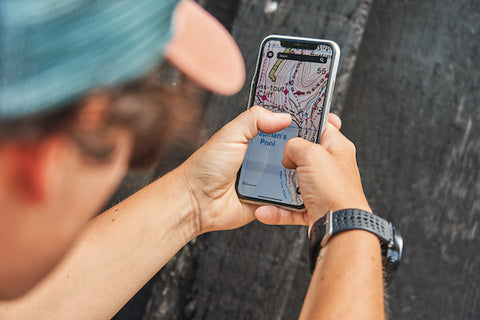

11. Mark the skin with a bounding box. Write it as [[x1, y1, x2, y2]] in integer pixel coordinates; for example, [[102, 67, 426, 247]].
[[255, 115, 371, 226], [0, 110, 132, 298], [0, 105, 384, 319], [256, 115, 385, 319], [0, 106, 291, 316], [0, 0, 388, 316], [0, 0, 385, 316]]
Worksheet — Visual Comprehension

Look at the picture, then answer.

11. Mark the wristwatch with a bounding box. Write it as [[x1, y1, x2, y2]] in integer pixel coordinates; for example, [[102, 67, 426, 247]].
[[309, 209, 403, 287]]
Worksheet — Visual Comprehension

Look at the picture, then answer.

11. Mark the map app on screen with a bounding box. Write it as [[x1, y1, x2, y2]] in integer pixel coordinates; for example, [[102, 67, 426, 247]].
[[237, 39, 335, 207]]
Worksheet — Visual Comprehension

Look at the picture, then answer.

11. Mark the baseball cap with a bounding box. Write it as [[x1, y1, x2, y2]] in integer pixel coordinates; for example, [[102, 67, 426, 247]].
[[0, 0, 245, 119], [166, 0, 245, 96]]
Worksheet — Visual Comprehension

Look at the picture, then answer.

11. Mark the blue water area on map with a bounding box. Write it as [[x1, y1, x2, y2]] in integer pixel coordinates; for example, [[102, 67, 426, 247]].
[[238, 123, 299, 204]]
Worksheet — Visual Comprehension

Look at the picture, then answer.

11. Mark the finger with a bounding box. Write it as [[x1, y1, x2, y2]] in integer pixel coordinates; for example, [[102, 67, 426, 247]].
[[282, 114, 342, 169], [255, 206, 309, 226], [282, 137, 322, 169], [319, 122, 351, 152], [328, 113, 342, 130], [218, 106, 291, 143]]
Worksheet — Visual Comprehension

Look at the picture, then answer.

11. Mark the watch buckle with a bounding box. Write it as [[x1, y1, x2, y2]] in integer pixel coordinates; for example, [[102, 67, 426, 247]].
[[321, 210, 334, 247], [384, 226, 404, 287]]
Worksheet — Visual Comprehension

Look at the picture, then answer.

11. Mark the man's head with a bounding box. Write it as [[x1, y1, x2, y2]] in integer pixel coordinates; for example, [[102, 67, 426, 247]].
[[0, 0, 245, 299]]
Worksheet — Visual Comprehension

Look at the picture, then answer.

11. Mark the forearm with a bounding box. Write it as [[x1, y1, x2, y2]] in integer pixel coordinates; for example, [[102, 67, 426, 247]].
[[299, 230, 385, 320], [0, 166, 198, 320]]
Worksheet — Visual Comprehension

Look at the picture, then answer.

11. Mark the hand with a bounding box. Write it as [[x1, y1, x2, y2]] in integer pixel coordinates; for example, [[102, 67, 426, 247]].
[[180, 106, 292, 234], [255, 114, 371, 229]]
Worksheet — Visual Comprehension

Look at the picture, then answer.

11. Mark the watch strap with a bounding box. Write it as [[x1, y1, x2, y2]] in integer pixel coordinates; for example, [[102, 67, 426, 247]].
[[310, 209, 394, 247], [309, 209, 401, 287]]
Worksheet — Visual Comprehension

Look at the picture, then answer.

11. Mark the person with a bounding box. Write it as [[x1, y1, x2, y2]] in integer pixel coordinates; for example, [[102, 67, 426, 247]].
[[0, 0, 386, 319]]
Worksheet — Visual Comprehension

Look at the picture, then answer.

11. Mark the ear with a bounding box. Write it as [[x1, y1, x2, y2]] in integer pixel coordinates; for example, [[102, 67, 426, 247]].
[[0, 136, 66, 204]]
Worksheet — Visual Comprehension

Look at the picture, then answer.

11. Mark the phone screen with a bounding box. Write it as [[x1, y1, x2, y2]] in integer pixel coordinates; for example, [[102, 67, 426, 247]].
[[236, 37, 337, 209]]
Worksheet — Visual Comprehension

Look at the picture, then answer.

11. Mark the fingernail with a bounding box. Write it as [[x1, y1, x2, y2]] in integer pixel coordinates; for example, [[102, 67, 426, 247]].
[[273, 113, 291, 120]]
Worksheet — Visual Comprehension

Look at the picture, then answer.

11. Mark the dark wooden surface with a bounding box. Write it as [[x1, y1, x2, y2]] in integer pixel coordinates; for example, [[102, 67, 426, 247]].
[[145, 1, 373, 319], [341, 1, 480, 318], [113, 0, 480, 319]]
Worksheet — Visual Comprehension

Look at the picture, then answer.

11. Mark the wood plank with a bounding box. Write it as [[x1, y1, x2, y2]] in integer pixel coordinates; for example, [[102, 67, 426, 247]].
[[145, 0, 374, 319], [203, 0, 374, 135], [113, 0, 480, 318], [340, 0, 480, 318]]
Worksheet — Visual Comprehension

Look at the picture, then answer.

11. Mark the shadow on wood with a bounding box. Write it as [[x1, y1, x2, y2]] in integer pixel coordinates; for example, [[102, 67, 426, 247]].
[[113, 0, 480, 319]]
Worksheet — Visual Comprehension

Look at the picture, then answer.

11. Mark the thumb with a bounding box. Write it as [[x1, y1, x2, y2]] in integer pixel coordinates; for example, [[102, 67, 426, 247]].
[[216, 106, 291, 144], [282, 137, 323, 169]]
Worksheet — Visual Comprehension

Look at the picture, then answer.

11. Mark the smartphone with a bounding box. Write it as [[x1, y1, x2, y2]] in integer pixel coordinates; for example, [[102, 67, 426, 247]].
[[235, 35, 340, 211]]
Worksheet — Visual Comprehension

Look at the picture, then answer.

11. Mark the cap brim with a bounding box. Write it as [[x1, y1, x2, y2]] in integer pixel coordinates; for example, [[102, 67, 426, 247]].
[[165, 0, 245, 95]]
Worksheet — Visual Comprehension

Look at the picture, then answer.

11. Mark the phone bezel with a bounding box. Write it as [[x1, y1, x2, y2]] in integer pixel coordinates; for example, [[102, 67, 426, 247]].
[[236, 35, 341, 212]]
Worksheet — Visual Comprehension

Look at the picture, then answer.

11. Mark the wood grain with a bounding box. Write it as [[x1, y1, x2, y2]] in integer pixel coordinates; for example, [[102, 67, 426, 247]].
[[341, 0, 480, 318], [115, 0, 480, 319], [145, 0, 374, 319]]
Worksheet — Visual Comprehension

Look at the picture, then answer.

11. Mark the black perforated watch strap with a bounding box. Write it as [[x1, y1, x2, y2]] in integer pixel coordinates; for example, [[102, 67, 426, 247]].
[[309, 209, 394, 271]]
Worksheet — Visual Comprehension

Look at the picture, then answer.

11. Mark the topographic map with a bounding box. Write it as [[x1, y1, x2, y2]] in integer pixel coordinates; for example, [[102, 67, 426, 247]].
[[254, 42, 331, 142], [238, 40, 332, 207]]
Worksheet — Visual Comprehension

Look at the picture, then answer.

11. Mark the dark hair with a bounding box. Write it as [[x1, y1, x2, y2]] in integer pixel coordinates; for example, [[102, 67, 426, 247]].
[[0, 69, 199, 169]]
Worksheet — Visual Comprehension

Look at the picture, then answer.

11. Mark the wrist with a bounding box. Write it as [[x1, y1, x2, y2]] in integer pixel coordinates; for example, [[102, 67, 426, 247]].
[[155, 166, 201, 242], [302, 229, 385, 320], [309, 208, 403, 287]]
